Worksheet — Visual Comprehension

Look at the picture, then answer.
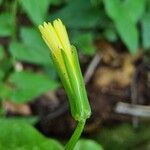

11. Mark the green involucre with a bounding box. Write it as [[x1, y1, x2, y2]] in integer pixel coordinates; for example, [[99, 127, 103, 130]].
[[51, 45, 91, 121], [61, 46, 91, 121]]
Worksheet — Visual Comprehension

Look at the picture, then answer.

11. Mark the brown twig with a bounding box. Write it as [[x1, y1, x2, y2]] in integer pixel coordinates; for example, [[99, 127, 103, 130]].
[[84, 53, 101, 84], [115, 102, 150, 118], [131, 63, 150, 127]]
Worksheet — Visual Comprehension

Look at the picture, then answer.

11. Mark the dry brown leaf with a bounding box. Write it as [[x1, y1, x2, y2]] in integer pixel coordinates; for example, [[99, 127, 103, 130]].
[[3, 101, 31, 115]]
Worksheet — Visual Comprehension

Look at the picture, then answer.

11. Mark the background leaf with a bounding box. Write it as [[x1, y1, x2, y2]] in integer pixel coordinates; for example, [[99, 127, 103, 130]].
[[103, 0, 146, 23], [75, 139, 103, 150], [103, 0, 146, 53], [0, 58, 12, 80], [0, 71, 4, 81], [51, 0, 101, 29], [103, 27, 117, 42], [9, 27, 51, 65], [19, 0, 51, 25], [0, 0, 3, 5], [0, 83, 12, 99], [0, 45, 5, 60], [142, 14, 150, 49], [96, 124, 150, 150], [21, 27, 52, 65], [115, 16, 139, 53], [123, 0, 146, 23], [0, 119, 63, 150], [72, 32, 95, 55], [8, 71, 59, 103], [102, 0, 121, 20], [0, 12, 15, 37]]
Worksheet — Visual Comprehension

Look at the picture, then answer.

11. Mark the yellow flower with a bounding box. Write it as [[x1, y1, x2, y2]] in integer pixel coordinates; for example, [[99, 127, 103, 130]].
[[38, 19, 76, 88], [39, 19, 72, 64], [39, 19, 91, 122], [39, 19, 72, 88]]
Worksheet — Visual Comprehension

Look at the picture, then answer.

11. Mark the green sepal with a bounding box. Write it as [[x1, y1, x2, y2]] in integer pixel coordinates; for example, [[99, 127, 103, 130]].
[[71, 45, 91, 118], [50, 51, 72, 97], [61, 47, 91, 121], [50, 50, 76, 115]]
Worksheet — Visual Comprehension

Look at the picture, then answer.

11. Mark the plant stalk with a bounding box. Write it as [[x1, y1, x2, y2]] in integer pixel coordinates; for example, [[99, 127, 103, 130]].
[[65, 120, 86, 150]]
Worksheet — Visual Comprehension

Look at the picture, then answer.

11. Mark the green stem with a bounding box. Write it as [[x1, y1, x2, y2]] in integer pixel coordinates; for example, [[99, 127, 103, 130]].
[[65, 120, 86, 150]]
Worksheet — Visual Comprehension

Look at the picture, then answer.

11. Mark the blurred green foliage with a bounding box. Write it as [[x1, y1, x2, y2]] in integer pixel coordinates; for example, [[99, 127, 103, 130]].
[[0, 119, 103, 149], [9, 27, 51, 65], [8, 71, 59, 103], [0, 12, 15, 36], [19, 0, 51, 25], [74, 139, 104, 150], [103, 0, 145, 53], [0, 119, 63, 150], [96, 124, 150, 150]]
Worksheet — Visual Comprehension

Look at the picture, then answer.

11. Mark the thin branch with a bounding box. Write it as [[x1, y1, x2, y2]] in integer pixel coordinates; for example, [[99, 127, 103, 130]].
[[65, 120, 86, 150], [115, 102, 150, 118], [84, 54, 101, 84]]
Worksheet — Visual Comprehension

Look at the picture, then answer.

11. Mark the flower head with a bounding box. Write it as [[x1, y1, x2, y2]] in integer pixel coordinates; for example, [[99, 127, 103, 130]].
[[39, 19, 74, 91], [39, 19, 72, 60], [39, 19, 91, 121]]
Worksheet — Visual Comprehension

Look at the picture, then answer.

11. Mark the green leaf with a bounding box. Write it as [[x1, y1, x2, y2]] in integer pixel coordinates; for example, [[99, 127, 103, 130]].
[[8, 71, 59, 103], [0, 117, 38, 125], [115, 17, 139, 54], [21, 27, 52, 65], [0, 12, 15, 36], [9, 27, 51, 65], [72, 33, 95, 55], [74, 139, 103, 150], [0, 71, 4, 81], [19, 0, 51, 25], [102, 0, 121, 20], [50, 0, 63, 6], [0, 119, 63, 150], [142, 14, 150, 49], [9, 42, 49, 65], [0, 83, 12, 99], [9, 42, 37, 64], [0, 45, 5, 60], [123, 0, 146, 23], [103, 0, 146, 23], [20, 27, 45, 47], [0, 0, 3, 5], [103, 0, 140, 54], [0, 58, 12, 79], [103, 28, 117, 42], [51, 0, 101, 29]]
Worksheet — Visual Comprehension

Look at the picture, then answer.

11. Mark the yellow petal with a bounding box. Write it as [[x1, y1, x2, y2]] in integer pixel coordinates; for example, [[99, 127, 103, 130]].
[[53, 19, 71, 55], [38, 19, 74, 81], [39, 23, 64, 68]]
